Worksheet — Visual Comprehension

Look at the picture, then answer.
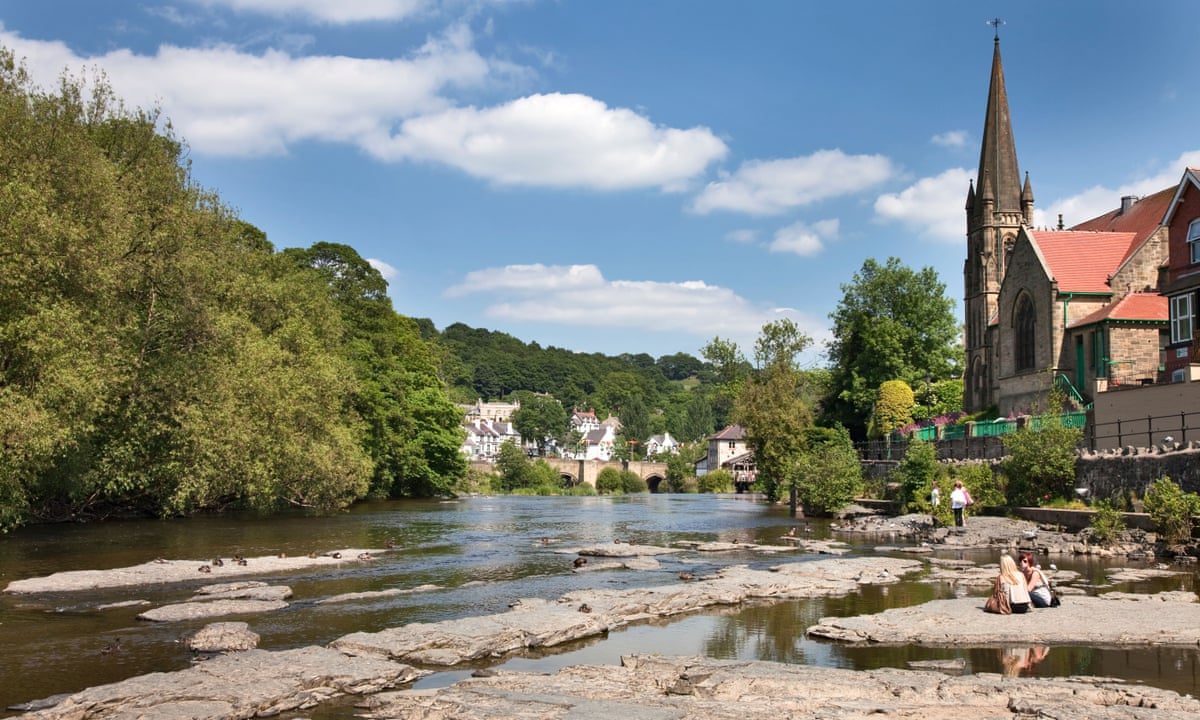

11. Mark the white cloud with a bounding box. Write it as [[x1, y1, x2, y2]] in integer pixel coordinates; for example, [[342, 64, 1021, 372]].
[[0, 25, 491, 157], [367, 258, 398, 280], [691, 149, 897, 215], [931, 130, 968, 148], [373, 93, 728, 191], [193, 0, 433, 24], [1, 28, 723, 191], [873, 167, 972, 242], [769, 218, 838, 257], [445, 263, 826, 353], [1036, 150, 1200, 228], [446, 264, 605, 296]]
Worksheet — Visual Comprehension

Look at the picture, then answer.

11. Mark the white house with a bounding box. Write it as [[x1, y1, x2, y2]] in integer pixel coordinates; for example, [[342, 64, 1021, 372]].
[[645, 432, 679, 457], [459, 418, 521, 460], [570, 408, 601, 434], [577, 425, 617, 461]]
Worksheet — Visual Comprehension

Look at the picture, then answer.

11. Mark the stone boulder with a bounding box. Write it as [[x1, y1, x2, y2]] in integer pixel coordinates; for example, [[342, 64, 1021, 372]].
[[186, 622, 260, 652]]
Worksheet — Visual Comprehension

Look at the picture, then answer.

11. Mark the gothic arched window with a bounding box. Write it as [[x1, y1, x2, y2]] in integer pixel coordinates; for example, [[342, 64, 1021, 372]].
[[1015, 294, 1036, 371]]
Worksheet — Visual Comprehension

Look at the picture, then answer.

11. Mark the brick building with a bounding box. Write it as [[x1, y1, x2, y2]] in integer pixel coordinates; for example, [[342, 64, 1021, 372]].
[[963, 34, 1169, 416]]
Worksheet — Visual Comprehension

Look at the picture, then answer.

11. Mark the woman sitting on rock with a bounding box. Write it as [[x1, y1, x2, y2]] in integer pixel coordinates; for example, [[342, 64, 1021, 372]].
[[1019, 551, 1053, 608], [985, 554, 1031, 614]]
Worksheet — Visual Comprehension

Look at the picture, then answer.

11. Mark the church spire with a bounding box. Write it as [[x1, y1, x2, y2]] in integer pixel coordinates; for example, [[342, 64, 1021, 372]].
[[975, 34, 1022, 215]]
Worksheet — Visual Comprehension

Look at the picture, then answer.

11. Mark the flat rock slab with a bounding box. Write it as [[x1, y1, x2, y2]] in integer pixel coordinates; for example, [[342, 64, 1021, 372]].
[[17, 646, 425, 720], [359, 654, 1200, 720], [568, 543, 682, 557], [318, 584, 442, 605], [137, 598, 289, 622], [191, 581, 292, 602], [807, 591, 1200, 646], [4, 549, 389, 593], [330, 557, 922, 666]]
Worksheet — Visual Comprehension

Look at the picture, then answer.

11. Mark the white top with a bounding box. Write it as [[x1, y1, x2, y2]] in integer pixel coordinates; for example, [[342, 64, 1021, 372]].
[[950, 488, 968, 509]]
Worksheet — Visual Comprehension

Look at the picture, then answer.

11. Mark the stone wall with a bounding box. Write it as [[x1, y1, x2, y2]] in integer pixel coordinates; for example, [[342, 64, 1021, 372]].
[[1076, 444, 1200, 500]]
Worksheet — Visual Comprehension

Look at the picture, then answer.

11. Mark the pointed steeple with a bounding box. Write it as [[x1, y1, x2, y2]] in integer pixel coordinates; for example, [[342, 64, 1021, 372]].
[[965, 179, 975, 211], [975, 36, 1022, 215]]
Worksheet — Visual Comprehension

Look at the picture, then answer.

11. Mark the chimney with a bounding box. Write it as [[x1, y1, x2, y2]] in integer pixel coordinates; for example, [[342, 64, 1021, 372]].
[[1120, 196, 1137, 214]]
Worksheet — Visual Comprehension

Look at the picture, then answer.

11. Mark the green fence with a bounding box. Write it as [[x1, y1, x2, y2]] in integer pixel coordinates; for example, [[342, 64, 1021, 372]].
[[911, 411, 1086, 441]]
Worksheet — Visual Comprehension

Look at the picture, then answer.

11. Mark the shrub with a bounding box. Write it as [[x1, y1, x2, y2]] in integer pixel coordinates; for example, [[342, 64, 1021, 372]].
[[954, 462, 1004, 509], [891, 440, 939, 513], [565, 483, 597, 496], [1143, 476, 1200, 545], [698, 469, 733, 493], [1000, 390, 1081, 506], [868, 380, 914, 438], [620, 471, 648, 494], [1088, 500, 1126, 545], [792, 426, 862, 514], [595, 467, 624, 495]]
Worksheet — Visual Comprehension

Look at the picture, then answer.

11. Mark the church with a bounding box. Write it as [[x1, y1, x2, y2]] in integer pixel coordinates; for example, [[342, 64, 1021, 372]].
[[962, 34, 1172, 417]]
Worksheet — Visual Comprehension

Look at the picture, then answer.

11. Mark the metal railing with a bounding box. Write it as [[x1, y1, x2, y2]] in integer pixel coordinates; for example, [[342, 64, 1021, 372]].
[[1089, 410, 1199, 450]]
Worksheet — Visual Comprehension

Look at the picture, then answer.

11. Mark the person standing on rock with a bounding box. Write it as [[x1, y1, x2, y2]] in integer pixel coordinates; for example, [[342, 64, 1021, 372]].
[[950, 480, 971, 527]]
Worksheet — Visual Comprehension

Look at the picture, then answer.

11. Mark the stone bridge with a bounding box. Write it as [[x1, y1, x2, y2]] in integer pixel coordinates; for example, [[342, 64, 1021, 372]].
[[471, 458, 669, 491]]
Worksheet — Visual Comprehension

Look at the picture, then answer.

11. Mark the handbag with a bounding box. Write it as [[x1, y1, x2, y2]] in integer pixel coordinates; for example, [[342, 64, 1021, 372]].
[[1008, 580, 1031, 605], [984, 577, 1011, 614]]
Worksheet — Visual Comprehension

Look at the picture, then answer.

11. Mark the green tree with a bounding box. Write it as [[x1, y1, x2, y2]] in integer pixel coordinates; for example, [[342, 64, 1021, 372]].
[[824, 257, 959, 438], [733, 321, 813, 508], [1001, 391, 1082, 506], [495, 441, 556, 492], [868, 380, 915, 438], [664, 444, 704, 492], [891, 439, 939, 513], [284, 242, 466, 498], [792, 426, 862, 514], [617, 394, 651, 456], [512, 395, 568, 455], [701, 336, 750, 428]]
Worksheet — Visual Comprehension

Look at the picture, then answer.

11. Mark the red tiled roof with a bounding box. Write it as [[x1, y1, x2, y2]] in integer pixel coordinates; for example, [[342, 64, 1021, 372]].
[[1028, 230, 1136, 293], [1067, 292, 1167, 329], [1069, 185, 1174, 264], [711, 424, 746, 440]]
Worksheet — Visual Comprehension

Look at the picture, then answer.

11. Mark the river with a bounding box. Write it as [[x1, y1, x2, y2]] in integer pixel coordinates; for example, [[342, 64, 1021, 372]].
[[1, 494, 1197, 717]]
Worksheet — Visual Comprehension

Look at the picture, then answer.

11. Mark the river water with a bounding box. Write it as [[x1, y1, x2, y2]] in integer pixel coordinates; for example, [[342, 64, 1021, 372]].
[[1, 494, 1197, 716]]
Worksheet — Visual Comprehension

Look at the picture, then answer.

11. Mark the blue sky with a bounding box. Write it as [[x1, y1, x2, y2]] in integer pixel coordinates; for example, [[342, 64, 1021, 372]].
[[3, 1, 1199, 365]]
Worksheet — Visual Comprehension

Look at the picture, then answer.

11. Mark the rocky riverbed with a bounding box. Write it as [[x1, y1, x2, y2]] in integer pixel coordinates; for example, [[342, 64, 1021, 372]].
[[6, 517, 1198, 720]]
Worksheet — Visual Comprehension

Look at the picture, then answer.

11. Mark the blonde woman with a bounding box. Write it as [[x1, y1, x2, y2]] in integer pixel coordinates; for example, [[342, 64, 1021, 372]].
[[986, 554, 1031, 614]]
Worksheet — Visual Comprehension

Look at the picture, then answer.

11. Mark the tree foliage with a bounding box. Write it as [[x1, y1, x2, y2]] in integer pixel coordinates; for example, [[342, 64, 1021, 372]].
[[824, 257, 960, 437], [511, 395, 568, 454], [792, 426, 862, 514], [868, 380, 915, 438], [1143, 476, 1200, 545], [0, 50, 464, 529], [891, 439, 939, 513], [733, 321, 814, 505], [1000, 392, 1082, 506]]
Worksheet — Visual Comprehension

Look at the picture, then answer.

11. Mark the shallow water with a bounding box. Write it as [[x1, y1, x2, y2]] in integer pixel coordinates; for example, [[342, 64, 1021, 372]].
[[0, 495, 1195, 717]]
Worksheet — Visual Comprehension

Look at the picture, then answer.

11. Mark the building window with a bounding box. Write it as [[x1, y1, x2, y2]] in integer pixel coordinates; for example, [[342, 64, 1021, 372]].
[[1190, 219, 1200, 264], [1171, 293, 1194, 345], [1015, 295, 1036, 371]]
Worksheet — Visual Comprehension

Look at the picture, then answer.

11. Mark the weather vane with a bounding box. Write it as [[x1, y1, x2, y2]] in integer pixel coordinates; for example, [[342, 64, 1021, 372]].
[[987, 17, 1005, 40]]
